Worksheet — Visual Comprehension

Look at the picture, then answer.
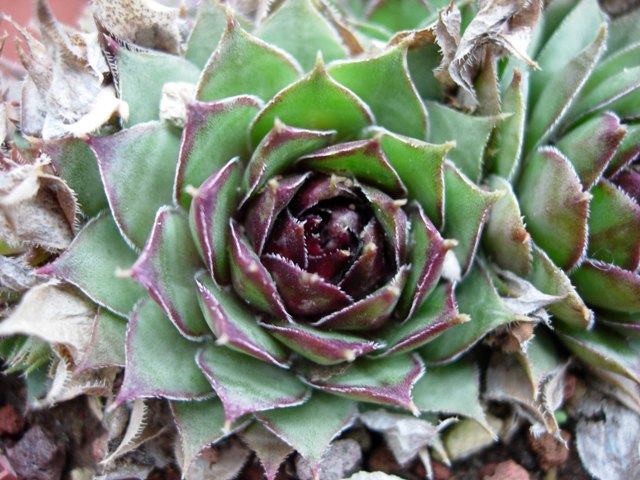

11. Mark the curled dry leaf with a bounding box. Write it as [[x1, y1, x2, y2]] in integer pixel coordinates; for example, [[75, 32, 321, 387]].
[[159, 82, 196, 128], [0, 157, 76, 251], [296, 438, 362, 480], [433, 3, 461, 89], [0, 255, 41, 294], [185, 438, 250, 480]]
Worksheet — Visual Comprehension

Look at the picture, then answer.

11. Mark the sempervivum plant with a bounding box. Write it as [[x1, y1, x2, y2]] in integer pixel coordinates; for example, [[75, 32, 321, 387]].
[[1, 0, 640, 477]]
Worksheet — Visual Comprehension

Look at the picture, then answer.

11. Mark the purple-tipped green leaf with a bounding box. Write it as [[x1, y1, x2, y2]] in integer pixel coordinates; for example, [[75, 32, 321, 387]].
[[426, 101, 498, 183], [242, 123, 334, 203], [412, 357, 491, 432], [250, 58, 374, 146], [174, 96, 262, 208], [613, 168, 640, 203], [488, 69, 526, 181], [421, 264, 529, 364], [195, 272, 289, 368], [262, 254, 352, 317], [172, 398, 239, 473], [189, 158, 241, 285], [303, 353, 424, 412], [379, 283, 469, 357], [38, 213, 144, 317], [78, 309, 127, 371], [228, 219, 291, 320], [587, 179, 640, 270], [260, 320, 383, 365], [298, 138, 406, 196], [185, 0, 228, 68], [526, 24, 607, 151], [571, 260, 640, 314], [374, 128, 450, 227], [196, 344, 309, 424], [312, 266, 409, 331], [44, 138, 108, 217], [359, 184, 409, 268], [112, 42, 200, 125], [328, 43, 427, 139], [117, 298, 212, 404], [527, 243, 593, 329], [197, 15, 302, 102], [244, 174, 309, 255], [256, 392, 356, 477], [131, 207, 208, 339], [264, 210, 307, 268], [557, 325, 640, 383], [555, 113, 626, 190], [91, 122, 180, 248], [239, 423, 294, 480], [597, 311, 640, 339], [483, 175, 532, 277], [397, 204, 453, 319], [443, 163, 503, 276], [607, 124, 640, 177], [254, 0, 347, 72], [517, 147, 590, 271]]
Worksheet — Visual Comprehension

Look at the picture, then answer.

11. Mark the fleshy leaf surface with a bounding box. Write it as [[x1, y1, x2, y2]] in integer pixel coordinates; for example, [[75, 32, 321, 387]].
[[571, 260, 640, 314], [174, 96, 262, 207], [254, 0, 347, 72], [250, 59, 373, 146], [197, 16, 302, 102], [328, 43, 427, 139], [117, 298, 211, 404], [131, 207, 208, 339], [185, 0, 228, 68], [257, 392, 356, 477], [304, 354, 424, 412], [196, 344, 309, 424], [517, 147, 590, 271], [91, 122, 180, 248], [195, 272, 289, 367], [38, 213, 144, 317]]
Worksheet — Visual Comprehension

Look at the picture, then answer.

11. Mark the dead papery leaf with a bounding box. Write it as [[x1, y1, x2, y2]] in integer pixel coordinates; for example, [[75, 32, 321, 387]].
[[575, 389, 640, 479], [296, 439, 362, 480], [442, 416, 502, 462], [494, 267, 564, 318], [92, 0, 182, 53], [0, 255, 41, 294], [360, 410, 440, 466], [185, 439, 250, 480], [0, 158, 76, 251], [446, 0, 542, 104], [159, 82, 196, 128], [433, 3, 461, 89], [587, 367, 640, 416], [0, 281, 95, 358], [239, 422, 293, 480]]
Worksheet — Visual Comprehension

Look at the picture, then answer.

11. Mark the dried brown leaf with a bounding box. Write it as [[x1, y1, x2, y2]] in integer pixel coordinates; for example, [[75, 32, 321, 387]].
[[0, 255, 41, 294], [239, 422, 293, 480], [434, 3, 461, 89]]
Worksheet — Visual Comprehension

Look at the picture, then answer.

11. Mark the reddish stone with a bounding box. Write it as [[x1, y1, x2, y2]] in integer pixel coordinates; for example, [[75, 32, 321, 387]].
[[433, 461, 452, 480], [7, 426, 66, 480], [0, 406, 24, 436], [366, 446, 403, 476], [528, 431, 571, 471], [480, 460, 530, 480]]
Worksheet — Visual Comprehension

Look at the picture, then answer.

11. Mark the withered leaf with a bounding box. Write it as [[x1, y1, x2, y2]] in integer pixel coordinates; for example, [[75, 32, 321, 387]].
[[0, 255, 41, 294]]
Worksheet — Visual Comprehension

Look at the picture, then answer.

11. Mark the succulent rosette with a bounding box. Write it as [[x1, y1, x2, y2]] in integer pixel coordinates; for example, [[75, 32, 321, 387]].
[[1, 0, 640, 477]]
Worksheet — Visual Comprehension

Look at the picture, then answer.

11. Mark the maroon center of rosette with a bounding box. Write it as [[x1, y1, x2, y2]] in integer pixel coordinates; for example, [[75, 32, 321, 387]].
[[242, 174, 396, 320]]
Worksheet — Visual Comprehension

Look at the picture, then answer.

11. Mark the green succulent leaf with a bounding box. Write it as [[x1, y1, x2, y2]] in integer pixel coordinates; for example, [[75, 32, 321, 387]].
[[91, 122, 181, 249], [379, 283, 469, 357], [175, 96, 261, 208], [571, 260, 640, 314], [171, 398, 232, 473], [185, 0, 228, 69], [110, 40, 200, 126], [605, 7, 640, 56], [483, 175, 532, 277], [366, 0, 431, 32], [44, 138, 108, 217], [117, 298, 212, 404], [303, 353, 424, 412], [196, 344, 309, 424], [412, 357, 492, 434], [78, 309, 127, 371], [527, 243, 593, 329], [443, 163, 503, 275], [607, 123, 640, 176], [426, 101, 498, 183], [517, 147, 590, 271], [250, 58, 374, 146], [197, 16, 302, 102], [195, 272, 289, 368], [421, 263, 529, 363], [328, 43, 427, 139], [555, 113, 626, 191], [587, 179, 640, 270], [254, 0, 348, 72], [256, 392, 356, 476], [38, 213, 144, 317], [557, 325, 640, 384]]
